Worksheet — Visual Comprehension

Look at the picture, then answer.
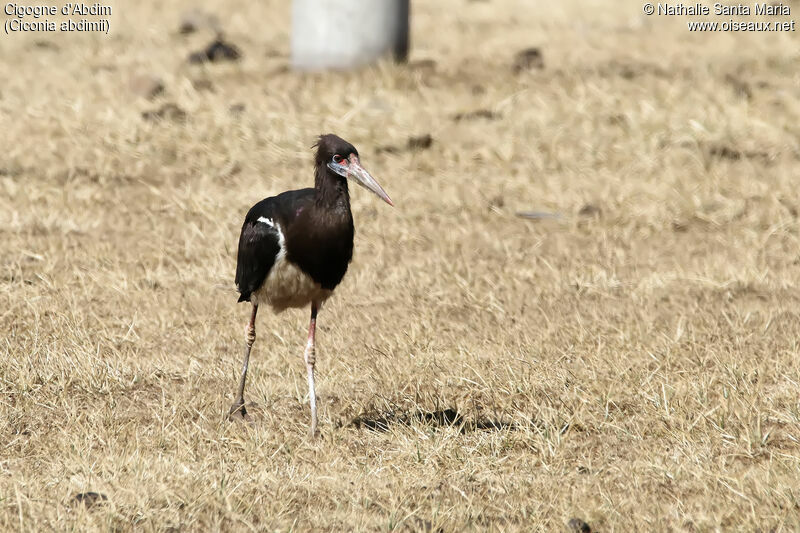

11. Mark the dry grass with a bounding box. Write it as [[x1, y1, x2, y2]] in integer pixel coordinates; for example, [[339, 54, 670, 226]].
[[2, 0, 800, 530]]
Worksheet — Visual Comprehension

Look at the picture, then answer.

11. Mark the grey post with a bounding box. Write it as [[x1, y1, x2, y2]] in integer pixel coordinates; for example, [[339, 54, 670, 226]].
[[291, 0, 410, 70]]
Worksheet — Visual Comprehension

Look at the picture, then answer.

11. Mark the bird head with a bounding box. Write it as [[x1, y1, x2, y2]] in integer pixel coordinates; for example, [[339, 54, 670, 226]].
[[314, 134, 393, 206]]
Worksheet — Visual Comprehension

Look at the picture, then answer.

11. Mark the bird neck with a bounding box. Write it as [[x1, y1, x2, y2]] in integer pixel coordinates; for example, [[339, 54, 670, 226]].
[[314, 166, 351, 212]]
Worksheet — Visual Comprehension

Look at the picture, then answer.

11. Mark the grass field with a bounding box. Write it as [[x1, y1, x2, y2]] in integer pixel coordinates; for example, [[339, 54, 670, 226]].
[[2, 0, 800, 530]]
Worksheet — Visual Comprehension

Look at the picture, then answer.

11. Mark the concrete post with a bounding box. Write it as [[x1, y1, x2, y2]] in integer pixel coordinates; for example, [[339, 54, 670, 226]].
[[291, 0, 410, 70]]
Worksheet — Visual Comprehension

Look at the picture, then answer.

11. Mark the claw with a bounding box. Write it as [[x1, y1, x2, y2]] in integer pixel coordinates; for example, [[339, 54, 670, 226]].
[[228, 401, 251, 423]]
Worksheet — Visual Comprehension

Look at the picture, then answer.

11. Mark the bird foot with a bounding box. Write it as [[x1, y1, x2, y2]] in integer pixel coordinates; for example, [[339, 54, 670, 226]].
[[228, 401, 252, 423]]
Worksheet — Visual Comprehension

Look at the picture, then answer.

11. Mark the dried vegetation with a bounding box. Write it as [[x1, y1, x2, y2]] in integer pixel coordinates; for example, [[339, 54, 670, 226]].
[[2, 0, 800, 530]]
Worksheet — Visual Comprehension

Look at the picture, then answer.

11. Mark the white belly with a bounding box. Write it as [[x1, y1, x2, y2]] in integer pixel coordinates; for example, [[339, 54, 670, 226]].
[[252, 253, 332, 312]]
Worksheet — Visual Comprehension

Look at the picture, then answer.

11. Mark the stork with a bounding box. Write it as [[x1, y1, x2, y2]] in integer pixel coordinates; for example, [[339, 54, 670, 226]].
[[231, 134, 393, 437]]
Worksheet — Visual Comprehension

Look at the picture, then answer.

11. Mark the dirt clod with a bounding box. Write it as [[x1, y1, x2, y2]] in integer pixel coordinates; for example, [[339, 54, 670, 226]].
[[142, 103, 187, 122], [578, 204, 601, 217], [188, 38, 241, 63], [567, 518, 591, 533], [513, 47, 544, 72], [71, 492, 107, 509]]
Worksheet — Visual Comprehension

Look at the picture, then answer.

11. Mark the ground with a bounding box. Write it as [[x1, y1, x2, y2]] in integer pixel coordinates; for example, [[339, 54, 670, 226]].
[[2, 0, 800, 530]]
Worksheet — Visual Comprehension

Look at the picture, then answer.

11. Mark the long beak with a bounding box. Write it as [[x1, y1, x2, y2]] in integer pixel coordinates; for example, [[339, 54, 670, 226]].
[[328, 154, 394, 207]]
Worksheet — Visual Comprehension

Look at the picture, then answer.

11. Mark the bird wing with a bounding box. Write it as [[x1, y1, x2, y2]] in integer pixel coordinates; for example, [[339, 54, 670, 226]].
[[235, 218, 281, 303], [234, 188, 315, 303]]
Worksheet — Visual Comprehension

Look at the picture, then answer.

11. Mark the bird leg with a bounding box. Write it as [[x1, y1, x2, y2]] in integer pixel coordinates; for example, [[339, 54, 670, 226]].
[[229, 303, 258, 420], [304, 302, 319, 438]]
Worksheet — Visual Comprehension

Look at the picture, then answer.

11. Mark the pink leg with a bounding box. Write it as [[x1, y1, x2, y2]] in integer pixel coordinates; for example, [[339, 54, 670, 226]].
[[229, 304, 258, 419], [304, 302, 319, 437]]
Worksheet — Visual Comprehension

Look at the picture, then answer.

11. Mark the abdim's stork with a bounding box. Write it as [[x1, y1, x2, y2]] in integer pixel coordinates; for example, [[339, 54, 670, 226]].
[[231, 134, 393, 436]]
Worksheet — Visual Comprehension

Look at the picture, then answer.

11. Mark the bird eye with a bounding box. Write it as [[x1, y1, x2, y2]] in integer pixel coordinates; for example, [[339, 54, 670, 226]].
[[332, 154, 342, 164]]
